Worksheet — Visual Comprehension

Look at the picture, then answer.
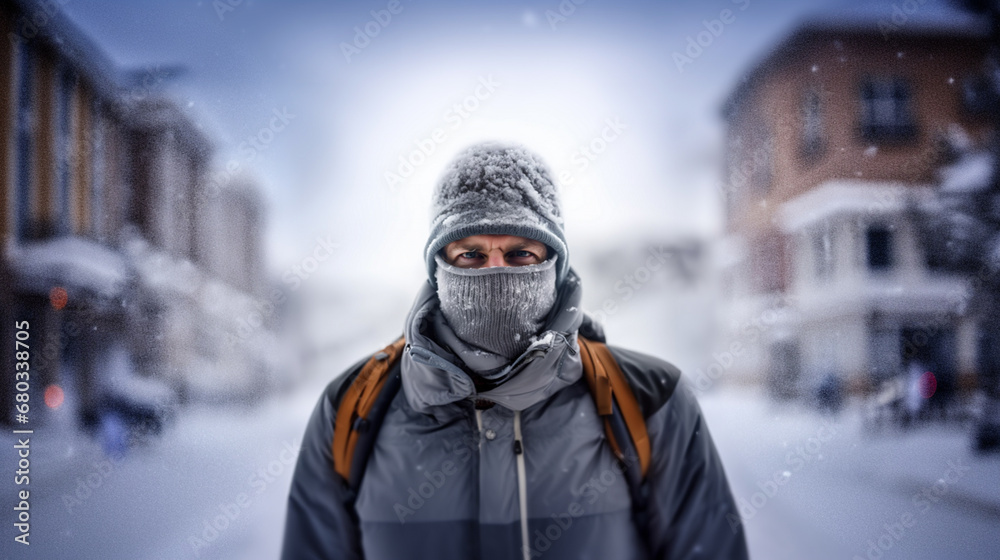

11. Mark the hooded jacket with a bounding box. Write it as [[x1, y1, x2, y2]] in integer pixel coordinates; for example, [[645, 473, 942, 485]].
[[281, 269, 749, 559]]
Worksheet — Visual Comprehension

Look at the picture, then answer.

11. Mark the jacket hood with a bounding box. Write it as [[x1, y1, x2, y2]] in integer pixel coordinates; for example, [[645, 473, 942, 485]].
[[401, 267, 597, 413]]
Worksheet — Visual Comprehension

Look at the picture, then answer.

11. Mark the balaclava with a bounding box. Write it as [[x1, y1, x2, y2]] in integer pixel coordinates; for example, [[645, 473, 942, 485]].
[[425, 143, 569, 361], [435, 254, 557, 360]]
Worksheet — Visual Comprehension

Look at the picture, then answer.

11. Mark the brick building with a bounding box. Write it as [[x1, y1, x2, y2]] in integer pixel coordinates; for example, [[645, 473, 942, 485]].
[[719, 21, 993, 398]]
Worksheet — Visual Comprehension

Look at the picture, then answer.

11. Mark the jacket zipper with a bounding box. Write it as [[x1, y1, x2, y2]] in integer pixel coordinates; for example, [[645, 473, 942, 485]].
[[475, 409, 484, 450], [514, 410, 529, 560], [475, 407, 530, 560]]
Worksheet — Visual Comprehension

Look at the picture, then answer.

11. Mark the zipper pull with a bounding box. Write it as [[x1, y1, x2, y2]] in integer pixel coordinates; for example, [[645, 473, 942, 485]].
[[564, 333, 578, 355], [513, 439, 523, 454]]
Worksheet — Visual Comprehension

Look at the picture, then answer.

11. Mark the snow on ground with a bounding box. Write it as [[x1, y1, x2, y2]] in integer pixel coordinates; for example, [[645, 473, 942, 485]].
[[3, 364, 998, 559], [0, 373, 327, 560], [698, 387, 1000, 560]]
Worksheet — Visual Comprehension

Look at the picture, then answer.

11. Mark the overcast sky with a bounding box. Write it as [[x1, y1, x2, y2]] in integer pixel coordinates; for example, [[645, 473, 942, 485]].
[[59, 0, 974, 289]]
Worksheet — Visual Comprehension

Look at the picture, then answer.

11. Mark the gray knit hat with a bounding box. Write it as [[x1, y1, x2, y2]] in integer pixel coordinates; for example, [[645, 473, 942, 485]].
[[424, 143, 569, 286]]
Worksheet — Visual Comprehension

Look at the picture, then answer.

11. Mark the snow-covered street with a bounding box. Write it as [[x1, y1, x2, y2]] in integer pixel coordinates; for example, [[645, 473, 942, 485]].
[[700, 390, 1000, 560], [4, 354, 998, 560], [1, 371, 325, 560]]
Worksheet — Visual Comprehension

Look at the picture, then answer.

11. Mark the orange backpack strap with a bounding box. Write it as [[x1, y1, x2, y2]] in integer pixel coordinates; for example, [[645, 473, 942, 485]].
[[578, 336, 652, 479], [332, 336, 407, 482]]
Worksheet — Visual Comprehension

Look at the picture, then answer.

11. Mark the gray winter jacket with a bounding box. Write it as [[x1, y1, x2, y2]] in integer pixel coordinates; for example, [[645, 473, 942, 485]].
[[281, 271, 749, 559]]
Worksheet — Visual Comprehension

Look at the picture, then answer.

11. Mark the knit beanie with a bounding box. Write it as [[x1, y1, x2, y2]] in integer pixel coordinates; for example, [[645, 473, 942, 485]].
[[424, 143, 569, 287]]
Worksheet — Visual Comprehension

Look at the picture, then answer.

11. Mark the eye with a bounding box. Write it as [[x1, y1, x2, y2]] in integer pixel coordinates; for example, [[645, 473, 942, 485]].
[[460, 251, 481, 260], [507, 249, 541, 265]]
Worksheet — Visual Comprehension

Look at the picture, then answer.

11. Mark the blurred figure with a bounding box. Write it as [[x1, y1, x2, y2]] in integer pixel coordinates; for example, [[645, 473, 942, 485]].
[[97, 410, 129, 460], [904, 359, 926, 427], [82, 341, 177, 454], [815, 371, 844, 415]]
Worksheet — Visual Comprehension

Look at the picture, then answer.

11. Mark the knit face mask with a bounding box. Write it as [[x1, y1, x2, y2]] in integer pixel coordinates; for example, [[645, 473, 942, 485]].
[[434, 254, 558, 360]]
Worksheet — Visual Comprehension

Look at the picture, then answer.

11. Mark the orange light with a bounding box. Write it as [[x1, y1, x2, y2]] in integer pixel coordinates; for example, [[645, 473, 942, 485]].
[[50, 286, 68, 310], [44, 385, 65, 409]]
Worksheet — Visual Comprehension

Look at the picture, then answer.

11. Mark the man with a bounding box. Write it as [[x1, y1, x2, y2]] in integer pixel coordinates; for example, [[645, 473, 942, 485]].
[[281, 143, 749, 559]]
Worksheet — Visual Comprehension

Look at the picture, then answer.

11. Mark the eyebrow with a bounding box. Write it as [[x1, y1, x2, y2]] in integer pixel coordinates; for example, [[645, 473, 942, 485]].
[[451, 241, 540, 254]]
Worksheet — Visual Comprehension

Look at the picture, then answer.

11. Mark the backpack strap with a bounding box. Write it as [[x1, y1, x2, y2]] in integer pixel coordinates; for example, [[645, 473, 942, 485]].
[[578, 336, 656, 550], [578, 336, 652, 479], [332, 336, 406, 485]]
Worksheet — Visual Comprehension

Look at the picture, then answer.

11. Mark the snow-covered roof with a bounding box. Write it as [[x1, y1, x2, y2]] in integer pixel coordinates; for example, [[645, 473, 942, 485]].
[[794, 275, 971, 321], [9, 235, 130, 299], [125, 235, 202, 297], [779, 180, 932, 232], [129, 98, 213, 157]]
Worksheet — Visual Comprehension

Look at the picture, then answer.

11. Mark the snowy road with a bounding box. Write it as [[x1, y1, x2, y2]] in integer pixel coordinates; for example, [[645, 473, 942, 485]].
[[3, 369, 998, 560], [700, 390, 1000, 560]]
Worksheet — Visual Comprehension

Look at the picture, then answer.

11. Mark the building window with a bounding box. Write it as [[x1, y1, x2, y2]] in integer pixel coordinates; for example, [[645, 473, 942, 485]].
[[15, 43, 34, 241], [750, 126, 774, 196], [750, 231, 785, 294], [91, 102, 106, 240], [859, 78, 916, 143], [723, 134, 743, 217], [866, 224, 893, 270], [924, 238, 949, 272], [812, 223, 834, 281], [727, 116, 774, 201], [801, 90, 825, 160], [56, 67, 75, 235]]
